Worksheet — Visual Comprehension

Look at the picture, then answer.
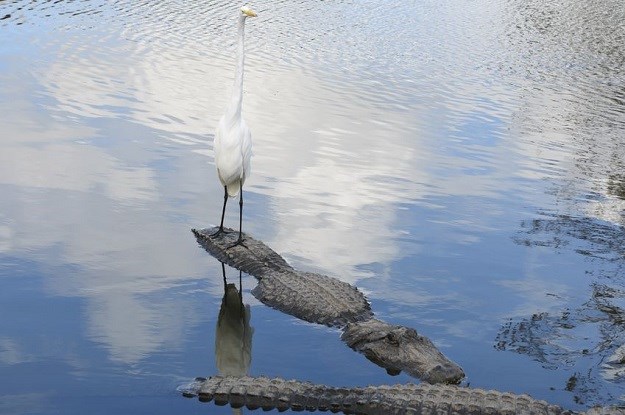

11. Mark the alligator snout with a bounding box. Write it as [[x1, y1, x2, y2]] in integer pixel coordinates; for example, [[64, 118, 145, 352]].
[[424, 362, 465, 385]]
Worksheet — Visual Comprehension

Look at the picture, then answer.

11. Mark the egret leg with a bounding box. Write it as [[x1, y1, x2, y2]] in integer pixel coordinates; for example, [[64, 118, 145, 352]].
[[238, 189, 243, 242], [227, 188, 245, 248], [238, 269, 243, 306], [211, 186, 229, 237], [221, 261, 232, 307], [221, 262, 227, 291]]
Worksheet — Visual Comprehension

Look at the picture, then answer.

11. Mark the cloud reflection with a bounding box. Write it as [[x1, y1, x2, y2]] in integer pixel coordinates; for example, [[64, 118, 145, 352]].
[[0, 144, 156, 204], [2, 4, 624, 399]]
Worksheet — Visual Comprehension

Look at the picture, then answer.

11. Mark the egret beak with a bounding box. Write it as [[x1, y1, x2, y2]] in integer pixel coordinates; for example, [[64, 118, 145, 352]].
[[241, 6, 258, 17]]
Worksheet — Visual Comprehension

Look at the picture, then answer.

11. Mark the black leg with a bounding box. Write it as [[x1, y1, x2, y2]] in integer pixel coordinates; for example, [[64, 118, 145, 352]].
[[238, 269, 243, 306], [227, 188, 245, 248], [211, 186, 229, 237], [221, 261, 227, 291], [238, 189, 243, 242]]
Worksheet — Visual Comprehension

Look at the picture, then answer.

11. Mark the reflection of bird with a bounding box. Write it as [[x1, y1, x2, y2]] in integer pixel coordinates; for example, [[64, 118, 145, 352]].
[[212, 6, 257, 247], [215, 263, 253, 378]]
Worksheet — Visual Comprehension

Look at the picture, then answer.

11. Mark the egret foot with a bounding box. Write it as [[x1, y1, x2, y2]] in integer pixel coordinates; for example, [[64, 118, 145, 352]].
[[210, 228, 232, 238], [227, 237, 246, 249]]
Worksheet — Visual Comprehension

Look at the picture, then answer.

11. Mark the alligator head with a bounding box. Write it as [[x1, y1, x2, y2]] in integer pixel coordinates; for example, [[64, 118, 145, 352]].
[[341, 318, 465, 384]]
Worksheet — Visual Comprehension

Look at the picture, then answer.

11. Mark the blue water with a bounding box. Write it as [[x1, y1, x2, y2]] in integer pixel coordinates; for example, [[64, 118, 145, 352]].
[[1, 0, 625, 413]]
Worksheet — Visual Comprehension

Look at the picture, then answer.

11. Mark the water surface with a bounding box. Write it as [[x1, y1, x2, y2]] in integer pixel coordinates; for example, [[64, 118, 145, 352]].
[[1, 0, 624, 413]]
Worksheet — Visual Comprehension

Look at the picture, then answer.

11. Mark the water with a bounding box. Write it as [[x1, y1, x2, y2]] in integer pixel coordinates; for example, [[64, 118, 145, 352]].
[[1, 0, 624, 413]]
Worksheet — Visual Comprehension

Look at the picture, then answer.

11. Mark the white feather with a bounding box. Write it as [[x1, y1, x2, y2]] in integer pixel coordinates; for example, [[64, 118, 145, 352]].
[[213, 8, 255, 199], [215, 116, 252, 197], [211, 7, 257, 237]]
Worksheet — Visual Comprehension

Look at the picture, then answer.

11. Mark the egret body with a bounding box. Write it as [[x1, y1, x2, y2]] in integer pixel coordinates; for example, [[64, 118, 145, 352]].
[[213, 6, 257, 246]]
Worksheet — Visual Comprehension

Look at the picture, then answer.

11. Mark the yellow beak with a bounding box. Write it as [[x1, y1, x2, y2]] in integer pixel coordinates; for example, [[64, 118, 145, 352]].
[[241, 6, 258, 17]]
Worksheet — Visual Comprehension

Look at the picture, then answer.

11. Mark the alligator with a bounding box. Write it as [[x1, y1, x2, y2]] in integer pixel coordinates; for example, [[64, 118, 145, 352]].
[[189, 228, 625, 414], [192, 227, 464, 384], [182, 375, 625, 415]]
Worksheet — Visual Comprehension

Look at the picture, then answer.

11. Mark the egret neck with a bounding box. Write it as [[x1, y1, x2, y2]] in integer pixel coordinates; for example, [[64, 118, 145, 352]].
[[226, 14, 248, 123]]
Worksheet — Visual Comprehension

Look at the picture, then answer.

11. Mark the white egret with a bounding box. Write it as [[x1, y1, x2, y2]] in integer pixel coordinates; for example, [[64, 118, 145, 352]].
[[212, 6, 257, 247]]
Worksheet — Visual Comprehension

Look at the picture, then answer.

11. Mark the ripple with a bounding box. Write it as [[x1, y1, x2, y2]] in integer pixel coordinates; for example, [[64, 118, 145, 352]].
[[3, 0, 625, 411]]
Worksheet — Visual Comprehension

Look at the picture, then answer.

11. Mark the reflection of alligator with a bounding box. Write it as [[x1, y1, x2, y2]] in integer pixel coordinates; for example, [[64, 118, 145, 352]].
[[192, 227, 464, 384], [185, 375, 625, 414]]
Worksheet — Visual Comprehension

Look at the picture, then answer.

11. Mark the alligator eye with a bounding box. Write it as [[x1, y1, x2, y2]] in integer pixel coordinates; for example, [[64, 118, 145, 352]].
[[386, 332, 399, 345]]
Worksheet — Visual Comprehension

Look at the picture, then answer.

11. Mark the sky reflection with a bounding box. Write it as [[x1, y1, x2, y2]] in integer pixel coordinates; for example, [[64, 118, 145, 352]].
[[1, 0, 625, 412]]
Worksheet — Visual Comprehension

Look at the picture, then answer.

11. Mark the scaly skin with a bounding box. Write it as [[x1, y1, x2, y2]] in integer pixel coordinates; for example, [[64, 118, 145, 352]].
[[190, 375, 583, 415], [192, 227, 465, 384], [342, 319, 463, 384]]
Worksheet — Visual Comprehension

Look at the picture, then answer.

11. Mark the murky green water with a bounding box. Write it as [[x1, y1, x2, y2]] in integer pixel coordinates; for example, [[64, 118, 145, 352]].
[[1, 0, 624, 413]]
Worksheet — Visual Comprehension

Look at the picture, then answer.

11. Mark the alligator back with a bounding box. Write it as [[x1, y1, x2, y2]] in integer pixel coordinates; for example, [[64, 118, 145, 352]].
[[196, 375, 569, 415]]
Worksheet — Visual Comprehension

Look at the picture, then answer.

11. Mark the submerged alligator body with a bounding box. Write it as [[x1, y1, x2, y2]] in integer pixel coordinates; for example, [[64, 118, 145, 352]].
[[193, 227, 464, 384], [187, 375, 624, 415]]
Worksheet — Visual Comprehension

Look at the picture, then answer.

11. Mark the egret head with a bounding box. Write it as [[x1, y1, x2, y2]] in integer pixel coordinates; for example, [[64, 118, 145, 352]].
[[240, 6, 258, 18]]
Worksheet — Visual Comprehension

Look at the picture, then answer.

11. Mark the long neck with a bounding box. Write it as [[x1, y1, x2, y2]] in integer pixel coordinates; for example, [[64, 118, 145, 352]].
[[226, 15, 247, 121]]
